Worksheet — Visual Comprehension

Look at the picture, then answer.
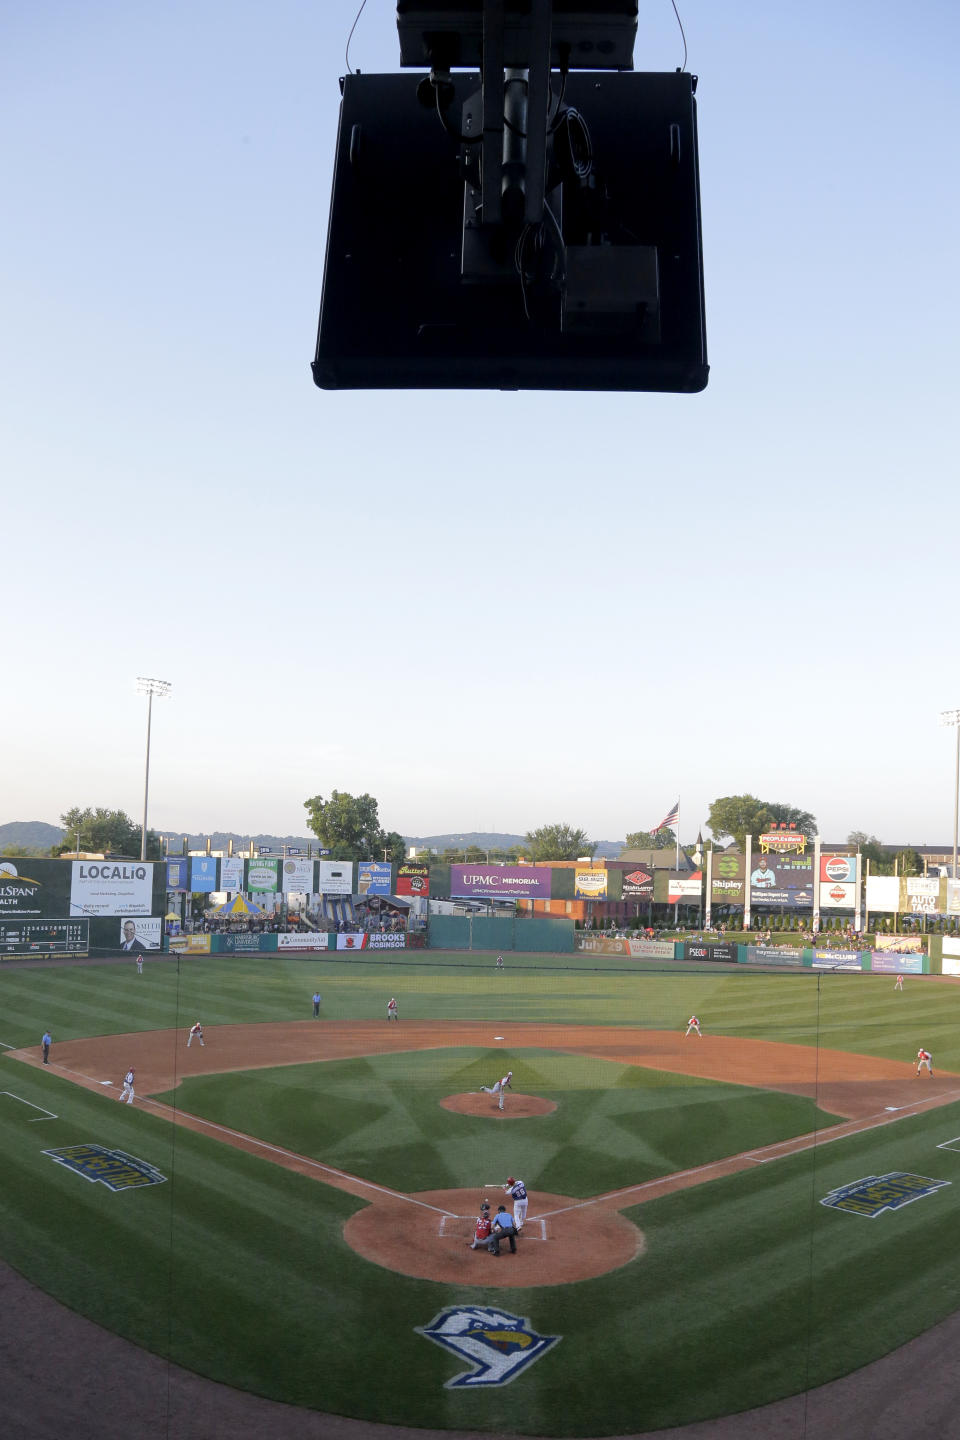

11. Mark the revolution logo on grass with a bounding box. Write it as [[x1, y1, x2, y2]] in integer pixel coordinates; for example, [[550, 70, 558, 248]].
[[820, 1172, 950, 1217], [44, 1144, 167, 1192], [416, 1306, 559, 1387]]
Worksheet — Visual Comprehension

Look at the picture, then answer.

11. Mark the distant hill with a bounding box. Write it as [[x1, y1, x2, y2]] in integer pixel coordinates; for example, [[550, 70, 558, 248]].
[[0, 820, 64, 853], [1, 822, 626, 861]]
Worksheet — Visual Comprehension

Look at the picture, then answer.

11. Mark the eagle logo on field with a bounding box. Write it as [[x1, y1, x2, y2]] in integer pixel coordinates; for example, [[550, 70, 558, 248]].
[[415, 1306, 559, 1387]]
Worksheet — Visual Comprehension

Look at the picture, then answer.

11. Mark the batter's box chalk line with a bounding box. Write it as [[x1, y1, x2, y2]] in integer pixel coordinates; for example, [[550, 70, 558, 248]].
[[439, 1214, 546, 1240]]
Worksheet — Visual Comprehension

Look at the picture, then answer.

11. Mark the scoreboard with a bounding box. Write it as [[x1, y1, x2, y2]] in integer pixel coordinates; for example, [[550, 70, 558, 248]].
[[0, 919, 89, 957]]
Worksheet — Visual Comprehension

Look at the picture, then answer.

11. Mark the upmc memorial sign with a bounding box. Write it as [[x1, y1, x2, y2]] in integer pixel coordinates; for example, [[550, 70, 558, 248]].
[[450, 864, 552, 899]]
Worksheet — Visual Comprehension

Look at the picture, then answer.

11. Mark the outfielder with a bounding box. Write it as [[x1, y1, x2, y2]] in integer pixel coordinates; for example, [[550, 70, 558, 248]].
[[480, 1069, 513, 1110], [187, 1021, 204, 1047], [503, 1176, 528, 1229], [119, 1067, 135, 1104], [685, 1015, 702, 1038], [895, 974, 904, 991], [136, 955, 143, 975], [387, 997, 399, 1023], [496, 954, 504, 969], [917, 1047, 933, 1075]]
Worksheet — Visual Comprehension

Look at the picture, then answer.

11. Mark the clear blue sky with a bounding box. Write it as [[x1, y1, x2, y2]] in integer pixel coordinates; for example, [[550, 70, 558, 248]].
[[2, 1, 958, 846]]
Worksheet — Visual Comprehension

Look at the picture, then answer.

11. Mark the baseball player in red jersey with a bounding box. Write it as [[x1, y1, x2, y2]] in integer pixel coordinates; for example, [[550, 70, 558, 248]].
[[187, 1021, 204, 1047], [119, 1067, 135, 1104], [468, 1202, 493, 1249], [685, 1015, 702, 1038], [917, 1048, 933, 1075], [387, 997, 399, 1022], [480, 1070, 513, 1110], [895, 974, 904, 991]]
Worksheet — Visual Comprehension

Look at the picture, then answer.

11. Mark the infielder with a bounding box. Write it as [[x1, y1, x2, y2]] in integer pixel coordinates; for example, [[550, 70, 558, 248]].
[[387, 997, 399, 1023], [685, 1015, 702, 1038], [895, 974, 904, 991], [119, 1067, 135, 1104], [917, 1047, 933, 1075], [480, 1069, 513, 1110], [504, 1176, 528, 1229], [187, 1021, 205, 1047]]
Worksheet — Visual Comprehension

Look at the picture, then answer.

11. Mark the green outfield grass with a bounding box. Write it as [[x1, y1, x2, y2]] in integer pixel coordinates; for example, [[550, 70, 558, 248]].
[[3, 952, 960, 1434]]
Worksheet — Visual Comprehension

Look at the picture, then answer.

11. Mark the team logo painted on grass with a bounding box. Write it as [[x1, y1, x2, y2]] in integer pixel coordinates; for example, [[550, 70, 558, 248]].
[[820, 1172, 950, 1217], [416, 1305, 559, 1387], [44, 1144, 166, 1192]]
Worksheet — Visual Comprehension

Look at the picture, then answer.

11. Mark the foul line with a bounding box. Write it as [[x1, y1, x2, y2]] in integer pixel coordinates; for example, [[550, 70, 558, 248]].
[[135, 1094, 457, 1217], [0, 1041, 16, 1049], [0, 1091, 58, 1121]]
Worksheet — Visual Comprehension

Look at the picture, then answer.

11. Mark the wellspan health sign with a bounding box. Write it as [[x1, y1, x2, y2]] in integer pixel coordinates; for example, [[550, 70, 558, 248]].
[[451, 865, 552, 899]]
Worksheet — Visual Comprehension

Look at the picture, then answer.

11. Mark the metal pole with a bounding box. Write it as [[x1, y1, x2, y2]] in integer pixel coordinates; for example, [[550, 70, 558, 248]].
[[954, 721, 959, 881], [141, 688, 153, 862]]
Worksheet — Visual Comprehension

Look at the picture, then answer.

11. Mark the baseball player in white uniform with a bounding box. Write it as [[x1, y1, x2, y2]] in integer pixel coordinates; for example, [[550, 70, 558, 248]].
[[187, 1021, 204, 1047], [481, 1070, 513, 1110], [894, 974, 904, 991], [685, 1015, 702, 1038], [119, 1067, 135, 1104], [387, 997, 399, 1022], [917, 1048, 933, 1075], [504, 1176, 528, 1229]]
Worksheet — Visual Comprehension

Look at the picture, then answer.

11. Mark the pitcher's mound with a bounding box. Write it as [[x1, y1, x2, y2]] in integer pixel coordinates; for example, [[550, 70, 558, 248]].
[[440, 1092, 557, 1118]]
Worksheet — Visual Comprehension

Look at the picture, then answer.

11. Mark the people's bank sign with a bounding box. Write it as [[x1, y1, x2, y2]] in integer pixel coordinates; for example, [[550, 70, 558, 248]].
[[451, 865, 552, 899]]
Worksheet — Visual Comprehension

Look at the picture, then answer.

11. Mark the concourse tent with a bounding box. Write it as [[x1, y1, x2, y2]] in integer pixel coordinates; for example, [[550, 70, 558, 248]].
[[212, 894, 264, 917]]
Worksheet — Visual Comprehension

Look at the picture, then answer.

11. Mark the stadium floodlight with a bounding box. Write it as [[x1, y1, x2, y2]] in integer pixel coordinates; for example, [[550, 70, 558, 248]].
[[940, 709, 960, 881], [136, 678, 171, 862]]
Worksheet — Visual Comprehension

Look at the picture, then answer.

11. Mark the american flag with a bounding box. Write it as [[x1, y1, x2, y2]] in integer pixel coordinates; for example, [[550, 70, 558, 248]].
[[652, 801, 679, 834]]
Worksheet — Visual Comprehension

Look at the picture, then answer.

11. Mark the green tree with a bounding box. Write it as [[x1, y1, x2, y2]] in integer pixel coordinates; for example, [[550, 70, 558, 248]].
[[524, 823, 594, 861], [624, 830, 674, 851], [848, 832, 891, 872], [895, 848, 922, 877], [303, 790, 401, 863], [54, 806, 161, 859], [707, 794, 817, 851]]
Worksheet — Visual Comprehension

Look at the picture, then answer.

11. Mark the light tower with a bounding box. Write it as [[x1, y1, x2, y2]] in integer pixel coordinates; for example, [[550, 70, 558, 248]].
[[136, 677, 171, 862], [940, 710, 960, 880]]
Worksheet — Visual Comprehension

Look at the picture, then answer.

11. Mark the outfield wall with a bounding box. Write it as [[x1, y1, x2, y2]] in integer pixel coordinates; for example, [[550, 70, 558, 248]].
[[572, 935, 933, 972], [426, 915, 575, 952]]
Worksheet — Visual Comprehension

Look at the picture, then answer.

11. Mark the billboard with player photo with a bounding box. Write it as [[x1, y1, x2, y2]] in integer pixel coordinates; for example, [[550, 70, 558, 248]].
[[749, 853, 814, 909]]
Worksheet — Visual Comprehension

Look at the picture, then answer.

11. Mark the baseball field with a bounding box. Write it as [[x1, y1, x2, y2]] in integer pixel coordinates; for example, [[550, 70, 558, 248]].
[[3, 948, 960, 1436]]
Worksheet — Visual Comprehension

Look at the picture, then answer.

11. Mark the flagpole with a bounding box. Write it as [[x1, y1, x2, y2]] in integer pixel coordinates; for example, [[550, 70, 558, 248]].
[[675, 799, 680, 870], [674, 799, 680, 926]]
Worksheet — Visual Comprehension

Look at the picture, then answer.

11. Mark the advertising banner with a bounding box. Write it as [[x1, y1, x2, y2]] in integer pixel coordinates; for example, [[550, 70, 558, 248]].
[[820, 854, 857, 885], [621, 866, 654, 899], [317, 861, 353, 895], [577, 936, 676, 958], [247, 858, 280, 893], [277, 932, 332, 951], [741, 945, 805, 966], [820, 881, 857, 909], [71, 861, 153, 917], [711, 851, 745, 905], [668, 874, 702, 905], [683, 942, 737, 962], [219, 857, 245, 893], [166, 859, 189, 893], [118, 917, 161, 950], [367, 932, 406, 949], [189, 858, 218, 894], [904, 877, 939, 914], [749, 854, 814, 909], [865, 876, 900, 913], [943, 936, 960, 958], [812, 949, 864, 970], [943, 954, 960, 977], [870, 951, 924, 974], [574, 868, 608, 899], [280, 857, 314, 893], [216, 932, 269, 953], [0, 858, 71, 920], [947, 880, 960, 915], [396, 862, 429, 898], [357, 861, 392, 896], [451, 864, 552, 899], [874, 934, 924, 954], [335, 932, 368, 950], [169, 933, 212, 954]]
